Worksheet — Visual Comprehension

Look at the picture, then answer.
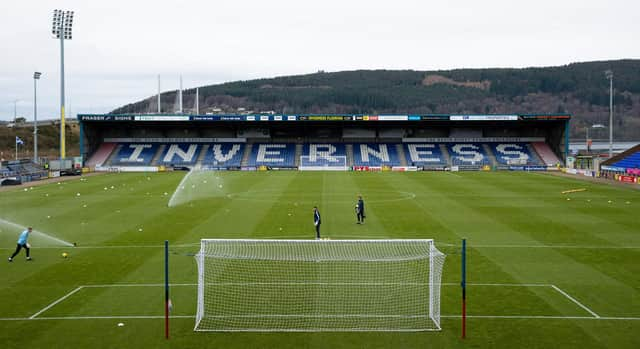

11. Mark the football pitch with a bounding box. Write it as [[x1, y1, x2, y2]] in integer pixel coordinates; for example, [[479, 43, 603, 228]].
[[0, 171, 638, 348]]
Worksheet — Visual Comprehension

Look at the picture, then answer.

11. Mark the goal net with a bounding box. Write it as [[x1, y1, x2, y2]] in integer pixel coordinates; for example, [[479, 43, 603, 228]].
[[194, 239, 446, 332], [299, 155, 348, 171]]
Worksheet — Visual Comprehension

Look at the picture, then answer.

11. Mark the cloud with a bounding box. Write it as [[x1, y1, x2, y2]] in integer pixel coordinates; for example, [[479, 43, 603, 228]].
[[1, 0, 638, 120]]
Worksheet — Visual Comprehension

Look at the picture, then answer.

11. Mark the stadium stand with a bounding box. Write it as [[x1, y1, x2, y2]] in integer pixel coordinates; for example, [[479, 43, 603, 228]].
[[0, 165, 15, 178], [111, 144, 159, 165], [246, 143, 296, 167], [201, 143, 244, 167], [300, 144, 347, 167], [611, 150, 640, 170], [490, 143, 542, 165], [352, 143, 401, 166], [447, 143, 490, 166], [0, 160, 48, 185], [79, 113, 570, 172], [403, 143, 447, 166], [157, 144, 203, 165], [86, 140, 565, 170]]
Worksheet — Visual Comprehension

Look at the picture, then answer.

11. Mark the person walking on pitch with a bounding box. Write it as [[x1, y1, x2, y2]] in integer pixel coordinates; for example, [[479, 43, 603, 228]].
[[356, 195, 365, 224], [8, 227, 32, 262], [313, 206, 321, 239]]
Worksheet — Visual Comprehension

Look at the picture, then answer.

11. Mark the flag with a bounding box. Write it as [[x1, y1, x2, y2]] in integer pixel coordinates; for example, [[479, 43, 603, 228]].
[[15, 136, 24, 145]]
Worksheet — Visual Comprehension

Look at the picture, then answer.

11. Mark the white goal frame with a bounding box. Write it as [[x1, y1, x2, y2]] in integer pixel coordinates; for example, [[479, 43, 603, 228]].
[[194, 239, 445, 332], [299, 155, 348, 171]]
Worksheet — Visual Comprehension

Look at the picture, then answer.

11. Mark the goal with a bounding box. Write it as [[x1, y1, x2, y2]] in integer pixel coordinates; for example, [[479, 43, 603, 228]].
[[299, 155, 348, 171], [194, 239, 446, 332]]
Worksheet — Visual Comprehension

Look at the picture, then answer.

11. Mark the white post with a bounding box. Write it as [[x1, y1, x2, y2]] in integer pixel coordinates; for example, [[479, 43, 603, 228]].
[[429, 242, 434, 321], [157, 74, 161, 113], [195, 87, 199, 115], [13, 100, 18, 160], [33, 72, 41, 163], [179, 75, 183, 113]]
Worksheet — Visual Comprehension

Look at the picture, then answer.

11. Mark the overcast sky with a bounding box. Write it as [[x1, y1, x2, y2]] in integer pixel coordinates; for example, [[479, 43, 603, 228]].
[[1, 0, 638, 121]]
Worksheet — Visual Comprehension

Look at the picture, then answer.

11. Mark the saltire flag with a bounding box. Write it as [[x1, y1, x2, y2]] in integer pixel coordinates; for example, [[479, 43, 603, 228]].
[[16, 136, 24, 145]]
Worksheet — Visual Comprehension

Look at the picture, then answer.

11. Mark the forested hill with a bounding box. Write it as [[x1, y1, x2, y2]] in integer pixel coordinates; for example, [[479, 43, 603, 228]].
[[112, 60, 640, 140]]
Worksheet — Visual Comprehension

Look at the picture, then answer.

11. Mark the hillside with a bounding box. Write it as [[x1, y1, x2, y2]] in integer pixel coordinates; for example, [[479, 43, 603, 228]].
[[113, 59, 640, 141], [0, 123, 80, 161]]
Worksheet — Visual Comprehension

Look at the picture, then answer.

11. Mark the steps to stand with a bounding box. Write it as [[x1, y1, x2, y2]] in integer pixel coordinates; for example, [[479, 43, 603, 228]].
[[150, 144, 167, 166], [439, 144, 451, 167], [294, 144, 303, 167], [346, 144, 354, 167], [482, 144, 498, 167], [397, 144, 408, 166], [195, 144, 210, 167], [104, 144, 123, 166], [240, 143, 254, 167], [526, 143, 544, 165]]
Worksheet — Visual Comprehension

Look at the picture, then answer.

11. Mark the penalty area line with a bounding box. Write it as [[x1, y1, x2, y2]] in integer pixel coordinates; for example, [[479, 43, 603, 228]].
[[437, 242, 640, 249], [440, 315, 639, 320], [551, 285, 600, 318], [0, 243, 200, 250], [29, 286, 84, 319]]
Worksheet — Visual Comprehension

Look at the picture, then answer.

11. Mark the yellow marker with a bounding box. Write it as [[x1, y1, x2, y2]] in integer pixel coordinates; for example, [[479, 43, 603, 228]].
[[561, 188, 586, 194]]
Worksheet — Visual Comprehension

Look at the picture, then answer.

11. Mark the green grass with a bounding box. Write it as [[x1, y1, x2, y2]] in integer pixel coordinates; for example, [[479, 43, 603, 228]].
[[0, 171, 638, 348]]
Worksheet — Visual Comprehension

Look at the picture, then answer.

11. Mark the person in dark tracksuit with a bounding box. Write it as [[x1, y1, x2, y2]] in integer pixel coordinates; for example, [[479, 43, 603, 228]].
[[313, 207, 321, 239], [356, 196, 365, 224]]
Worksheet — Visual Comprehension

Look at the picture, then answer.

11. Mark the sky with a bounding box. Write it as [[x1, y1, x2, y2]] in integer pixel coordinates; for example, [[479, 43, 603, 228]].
[[0, 0, 638, 121]]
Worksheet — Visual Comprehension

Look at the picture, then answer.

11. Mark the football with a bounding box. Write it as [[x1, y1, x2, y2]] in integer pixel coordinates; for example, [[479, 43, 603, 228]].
[[62, 252, 68, 258]]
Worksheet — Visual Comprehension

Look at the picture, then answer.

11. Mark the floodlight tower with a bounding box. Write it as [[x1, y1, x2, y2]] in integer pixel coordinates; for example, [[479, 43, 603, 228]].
[[605, 70, 613, 158], [33, 72, 42, 163], [52, 9, 74, 159], [13, 99, 19, 122]]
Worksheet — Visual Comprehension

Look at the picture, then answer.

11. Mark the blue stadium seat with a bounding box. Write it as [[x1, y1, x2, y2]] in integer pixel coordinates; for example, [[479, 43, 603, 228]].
[[247, 143, 296, 167], [112, 143, 158, 165], [404, 143, 446, 166], [447, 143, 489, 166], [352, 144, 400, 166], [301, 144, 347, 167], [201, 143, 244, 167], [612, 151, 640, 169], [490, 143, 541, 165], [158, 144, 202, 165]]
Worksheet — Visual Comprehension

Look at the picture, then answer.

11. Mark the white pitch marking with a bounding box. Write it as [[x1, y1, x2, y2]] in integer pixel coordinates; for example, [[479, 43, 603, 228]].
[[81, 283, 197, 288], [551, 285, 601, 318], [441, 315, 635, 320], [438, 242, 639, 249], [34, 315, 196, 320], [29, 286, 84, 319], [0, 243, 200, 250], [2, 315, 638, 321]]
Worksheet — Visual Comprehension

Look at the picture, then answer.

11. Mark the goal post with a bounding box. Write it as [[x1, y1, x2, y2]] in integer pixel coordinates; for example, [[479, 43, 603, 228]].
[[194, 239, 446, 332], [299, 155, 348, 171]]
